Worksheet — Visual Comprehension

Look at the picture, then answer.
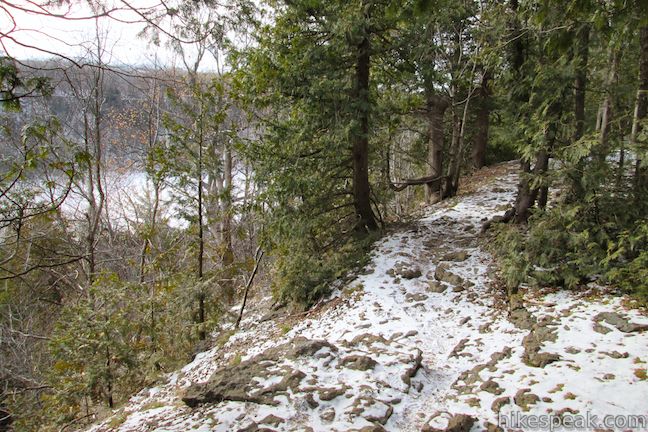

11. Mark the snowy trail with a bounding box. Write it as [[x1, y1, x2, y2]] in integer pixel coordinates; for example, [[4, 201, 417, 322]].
[[88, 162, 648, 432]]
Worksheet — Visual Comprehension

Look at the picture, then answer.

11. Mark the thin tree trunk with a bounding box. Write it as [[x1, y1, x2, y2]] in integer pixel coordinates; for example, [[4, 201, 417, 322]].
[[444, 110, 462, 198], [573, 25, 589, 142], [515, 100, 558, 220], [535, 150, 550, 210], [139, 81, 162, 285], [599, 44, 622, 156], [537, 186, 548, 209], [83, 60, 106, 287], [448, 60, 479, 197], [105, 346, 113, 408], [235, 247, 263, 329], [425, 93, 449, 204], [569, 24, 590, 201], [84, 120, 97, 287], [197, 110, 206, 341], [472, 70, 491, 169], [243, 164, 251, 209], [595, 107, 603, 132], [221, 143, 234, 267]]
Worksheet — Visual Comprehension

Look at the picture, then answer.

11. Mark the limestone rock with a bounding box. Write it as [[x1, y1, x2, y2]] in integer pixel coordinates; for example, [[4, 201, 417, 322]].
[[593, 323, 612, 334], [423, 413, 477, 432], [259, 415, 284, 427], [480, 379, 504, 395], [508, 296, 536, 330], [427, 281, 448, 293], [441, 250, 470, 262], [304, 393, 319, 408], [341, 355, 378, 371], [514, 388, 540, 411], [522, 324, 560, 368], [485, 422, 504, 432], [182, 337, 334, 407], [406, 292, 429, 303], [348, 397, 393, 425], [319, 407, 336, 423], [594, 312, 648, 333], [318, 386, 348, 401], [353, 426, 386, 432], [401, 348, 423, 387], [435, 263, 464, 286], [491, 396, 511, 413], [236, 423, 276, 432], [449, 338, 469, 359], [388, 261, 422, 279]]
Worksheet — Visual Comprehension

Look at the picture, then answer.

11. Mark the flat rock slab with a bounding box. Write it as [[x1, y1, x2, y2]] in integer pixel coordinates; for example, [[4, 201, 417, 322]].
[[594, 312, 648, 333], [182, 337, 332, 407], [435, 263, 465, 286], [387, 261, 422, 279]]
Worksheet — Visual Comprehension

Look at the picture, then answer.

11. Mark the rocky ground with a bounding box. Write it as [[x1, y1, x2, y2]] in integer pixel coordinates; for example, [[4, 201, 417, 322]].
[[87, 162, 648, 432]]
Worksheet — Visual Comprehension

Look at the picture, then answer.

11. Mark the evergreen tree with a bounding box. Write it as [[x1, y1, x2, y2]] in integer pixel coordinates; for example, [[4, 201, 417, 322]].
[[239, 0, 404, 304]]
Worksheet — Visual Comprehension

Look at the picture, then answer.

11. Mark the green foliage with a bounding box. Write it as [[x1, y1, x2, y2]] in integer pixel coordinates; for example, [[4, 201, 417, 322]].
[[492, 178, 648, 301], [486, 0, 648, 304], [162, 77, 231, 224], [604, 221, 648, 303], [490, 224, 528, 290], [44, 272, 219, 427], [0, 56, 52, 111], [47, 275, 147, 422], [236, 0, 401, 305], [270, 228, 379, 306]]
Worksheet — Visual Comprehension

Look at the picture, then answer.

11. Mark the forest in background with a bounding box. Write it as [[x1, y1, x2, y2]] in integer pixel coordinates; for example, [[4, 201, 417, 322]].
[[1, 0, 647, 430]]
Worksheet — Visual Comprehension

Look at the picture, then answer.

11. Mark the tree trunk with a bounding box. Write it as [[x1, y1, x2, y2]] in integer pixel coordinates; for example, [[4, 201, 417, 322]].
[[472, 71, 491, 169], [425, 93, 449, 204], [105, 346, 113, 408], [509, 0, 535, 224], [633, 26, 648, 202], [599, 44, 622, 156], [573, 25, 590, 143], [352, 15, 378, 232], [568, 24, 590, 201], [509, 0, 524, 73], [513, 160, 534, 223], [197, 113, 206, 341], [535, 150, 550, 210], [515, 101, 558, 221], [444, 109, 462, 198], [537, 186, 548, 210], [81, 62, 106, 287], [221, 143, 234, 266]]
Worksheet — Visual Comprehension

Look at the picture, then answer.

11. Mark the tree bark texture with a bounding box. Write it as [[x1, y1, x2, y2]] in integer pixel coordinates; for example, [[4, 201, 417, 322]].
[[472, 71, 491, 169], [633, 26, 648, 201], [425, 93, 449, 203], [352, 18, 378, 232]]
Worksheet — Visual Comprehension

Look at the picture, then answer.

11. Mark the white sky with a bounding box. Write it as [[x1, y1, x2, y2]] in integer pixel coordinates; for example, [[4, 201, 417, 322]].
[[0, 0, 220, 71]]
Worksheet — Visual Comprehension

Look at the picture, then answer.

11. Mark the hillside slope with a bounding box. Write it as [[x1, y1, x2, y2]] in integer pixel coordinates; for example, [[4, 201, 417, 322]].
[[88, 162, 648, 432]]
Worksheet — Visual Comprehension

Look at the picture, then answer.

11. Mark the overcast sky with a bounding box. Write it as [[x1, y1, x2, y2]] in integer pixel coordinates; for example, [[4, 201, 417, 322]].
[[0, 0, 220, 71]]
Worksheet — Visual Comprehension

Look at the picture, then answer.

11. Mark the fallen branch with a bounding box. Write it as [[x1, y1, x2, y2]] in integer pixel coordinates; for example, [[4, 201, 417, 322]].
[[235, 247, 264, 329]]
